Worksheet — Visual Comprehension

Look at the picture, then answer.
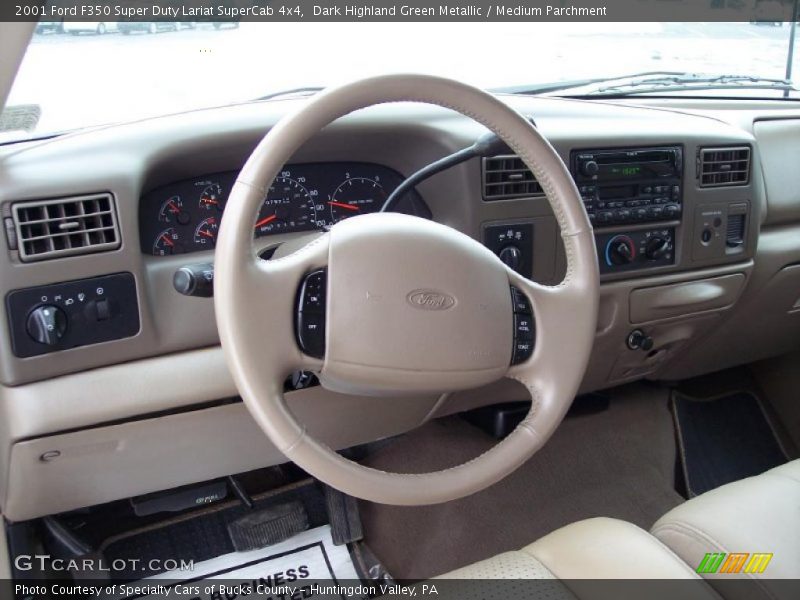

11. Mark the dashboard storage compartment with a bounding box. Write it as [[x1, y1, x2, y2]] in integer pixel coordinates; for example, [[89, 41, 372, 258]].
[[629, 273, 745, 324]]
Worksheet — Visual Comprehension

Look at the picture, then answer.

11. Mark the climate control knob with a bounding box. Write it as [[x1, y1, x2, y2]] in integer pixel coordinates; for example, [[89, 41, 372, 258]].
[[26, 305, 67, 346], [605, 235, 636, 266], [498, 245, 522, 272], [645, 236, 670, 261]]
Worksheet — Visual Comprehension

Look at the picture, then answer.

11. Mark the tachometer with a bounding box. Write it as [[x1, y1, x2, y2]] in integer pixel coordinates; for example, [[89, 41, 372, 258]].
[[152, 227, 181, 256], [193, 216, 219, 248], [199, 183, 224, 211], [158, 195, 190, 225], [255, 175, 320, 235], [329, 177, 386, 223]]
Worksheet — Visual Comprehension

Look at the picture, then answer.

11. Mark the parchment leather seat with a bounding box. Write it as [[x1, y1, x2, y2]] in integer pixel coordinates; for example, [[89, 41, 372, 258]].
[[435, 517, 717, 599], [652, 460, 800, 600]]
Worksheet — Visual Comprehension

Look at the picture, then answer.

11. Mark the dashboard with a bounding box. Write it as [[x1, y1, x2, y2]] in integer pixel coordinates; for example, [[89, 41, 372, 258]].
[[138, 162, 431, 256], [5, 90, 800, 522]]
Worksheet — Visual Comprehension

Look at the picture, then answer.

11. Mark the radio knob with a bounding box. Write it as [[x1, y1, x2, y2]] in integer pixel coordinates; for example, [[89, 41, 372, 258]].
[[498, 245, 522, 272], [26, 305, 67, 346], [606, 236, 635, 266], [645, 236, 670, 260], [580, 160, 599, 177]]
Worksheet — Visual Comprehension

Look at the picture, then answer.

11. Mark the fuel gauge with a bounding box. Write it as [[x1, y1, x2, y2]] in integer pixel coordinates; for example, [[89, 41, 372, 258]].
[[193, 217, 219, 248], [153, 228, 181, 256]]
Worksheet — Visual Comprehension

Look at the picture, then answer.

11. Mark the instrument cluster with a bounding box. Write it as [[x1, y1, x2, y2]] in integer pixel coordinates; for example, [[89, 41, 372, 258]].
[[139, 162, 430, 256]]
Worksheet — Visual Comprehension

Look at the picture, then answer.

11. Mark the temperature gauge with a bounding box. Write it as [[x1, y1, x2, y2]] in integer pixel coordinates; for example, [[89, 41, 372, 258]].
[[199, 183, 224, 211], [193, 217, 219, 248], [159, 195, 190, 225], [152, 228, 181, 256]]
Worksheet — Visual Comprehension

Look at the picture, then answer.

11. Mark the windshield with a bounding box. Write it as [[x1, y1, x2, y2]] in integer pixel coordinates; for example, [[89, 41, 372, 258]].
[[4, 21, 800, 143]]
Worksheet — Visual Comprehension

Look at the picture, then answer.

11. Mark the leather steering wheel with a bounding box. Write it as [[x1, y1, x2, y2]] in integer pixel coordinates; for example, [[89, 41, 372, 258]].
[[215, 74, 599, 505]]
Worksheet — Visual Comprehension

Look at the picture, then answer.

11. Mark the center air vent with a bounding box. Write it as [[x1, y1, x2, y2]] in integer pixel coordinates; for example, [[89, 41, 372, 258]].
[[699, 146, 750, 187], [11, 194, 120, 262], [483, 155, 544, 200]]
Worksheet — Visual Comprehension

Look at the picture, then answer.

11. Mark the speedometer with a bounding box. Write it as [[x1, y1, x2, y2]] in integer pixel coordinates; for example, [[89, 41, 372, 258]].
[[329, 177, 386, 223], [255, 175, 321, 235]]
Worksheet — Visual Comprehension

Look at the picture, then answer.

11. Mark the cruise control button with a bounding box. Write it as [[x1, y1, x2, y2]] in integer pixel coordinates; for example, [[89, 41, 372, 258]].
[[510, 287, 531, 314], [301, 270, 326, 313], [512, 339, 534, 364], [514, 314, 534, 341], [297, 313, 325, 358]]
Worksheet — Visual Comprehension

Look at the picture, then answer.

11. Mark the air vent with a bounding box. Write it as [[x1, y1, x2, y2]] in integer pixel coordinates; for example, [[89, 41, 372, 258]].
[[12, 194, 120, 262], [483, 155, 544, 200], [726, 213, 746, 248], [699, 146, 750, 187]]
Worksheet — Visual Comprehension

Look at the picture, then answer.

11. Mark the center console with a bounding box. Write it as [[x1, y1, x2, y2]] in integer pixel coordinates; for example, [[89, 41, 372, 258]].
[[570, 146, 683, 275]]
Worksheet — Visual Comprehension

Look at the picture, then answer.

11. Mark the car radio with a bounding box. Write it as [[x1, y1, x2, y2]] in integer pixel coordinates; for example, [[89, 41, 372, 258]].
[[570, 146, 683, 226]]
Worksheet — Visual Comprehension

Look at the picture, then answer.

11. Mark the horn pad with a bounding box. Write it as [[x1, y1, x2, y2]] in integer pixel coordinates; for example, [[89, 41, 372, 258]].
[[321, 213, 514, 396]]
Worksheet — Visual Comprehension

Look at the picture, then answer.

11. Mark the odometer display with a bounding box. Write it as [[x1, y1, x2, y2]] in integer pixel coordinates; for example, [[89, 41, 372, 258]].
[[255, 175, 320, 236]]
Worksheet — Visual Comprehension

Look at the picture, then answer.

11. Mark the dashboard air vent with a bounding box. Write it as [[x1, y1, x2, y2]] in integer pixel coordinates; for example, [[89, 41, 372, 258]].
[[699, 147, 750, 187], [483, 155, 544, 200], [12, 194, 120, 262]]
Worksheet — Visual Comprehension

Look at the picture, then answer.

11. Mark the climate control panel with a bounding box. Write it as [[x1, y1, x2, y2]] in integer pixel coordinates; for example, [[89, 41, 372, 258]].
[[595, 228, 675, 275], [6, 273, 140, 358]]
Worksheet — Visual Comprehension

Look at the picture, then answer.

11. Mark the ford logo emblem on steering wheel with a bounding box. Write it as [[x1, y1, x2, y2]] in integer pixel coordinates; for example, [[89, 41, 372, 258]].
[[406, 290, 456, 311]]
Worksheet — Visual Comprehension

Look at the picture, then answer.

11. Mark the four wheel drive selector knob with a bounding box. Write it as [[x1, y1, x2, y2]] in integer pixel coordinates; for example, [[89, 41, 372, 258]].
[[26, 305, 67, 346]]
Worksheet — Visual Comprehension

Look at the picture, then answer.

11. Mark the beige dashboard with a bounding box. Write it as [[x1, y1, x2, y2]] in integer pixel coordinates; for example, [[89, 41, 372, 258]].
[[1, 94, 799, 520]]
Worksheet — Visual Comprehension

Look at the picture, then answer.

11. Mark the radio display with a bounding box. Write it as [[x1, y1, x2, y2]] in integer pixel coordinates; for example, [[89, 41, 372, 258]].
[[615, 166, 642, 177]]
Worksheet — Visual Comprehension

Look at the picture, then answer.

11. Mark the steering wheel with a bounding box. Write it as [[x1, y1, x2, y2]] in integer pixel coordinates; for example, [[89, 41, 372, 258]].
[[215, 74, 599, 506]]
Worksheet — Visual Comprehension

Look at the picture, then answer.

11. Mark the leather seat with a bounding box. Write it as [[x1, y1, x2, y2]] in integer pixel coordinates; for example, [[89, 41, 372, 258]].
[[652, 460, 800, 600], [436, 517, 718, 599]]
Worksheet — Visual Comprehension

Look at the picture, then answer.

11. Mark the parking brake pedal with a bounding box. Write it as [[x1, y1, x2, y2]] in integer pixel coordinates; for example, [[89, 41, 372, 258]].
[[227, 501, 309, 552]]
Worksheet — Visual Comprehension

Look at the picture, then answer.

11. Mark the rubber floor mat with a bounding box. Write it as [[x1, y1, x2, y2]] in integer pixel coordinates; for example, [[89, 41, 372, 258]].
[[672, 391, 788, 496], [100, 480, 328, 581]]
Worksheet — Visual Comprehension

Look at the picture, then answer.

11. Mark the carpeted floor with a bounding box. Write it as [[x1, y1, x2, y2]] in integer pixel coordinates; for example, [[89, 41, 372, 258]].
[[359, 383, 684, 579]]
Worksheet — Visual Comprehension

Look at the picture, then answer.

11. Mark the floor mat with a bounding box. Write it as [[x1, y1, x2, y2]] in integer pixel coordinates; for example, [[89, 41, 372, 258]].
[[672, 391, 788, 497], [100, 480, 330, 581], [359, 383, 684, 579], [116, 525, 360, 600]]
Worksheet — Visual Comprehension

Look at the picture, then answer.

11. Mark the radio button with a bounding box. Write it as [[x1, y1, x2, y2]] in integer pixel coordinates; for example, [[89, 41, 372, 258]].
[[633, 208, 649, 221], [664, 204, 681, 219], [616, 209, 632, 222], [597, 210, 614, 224]]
